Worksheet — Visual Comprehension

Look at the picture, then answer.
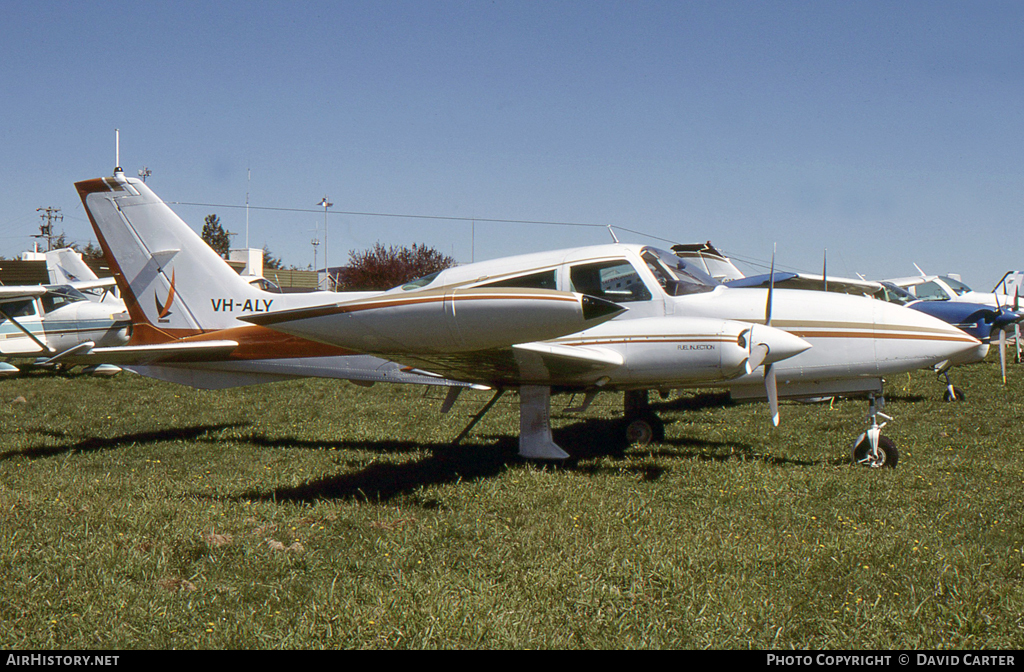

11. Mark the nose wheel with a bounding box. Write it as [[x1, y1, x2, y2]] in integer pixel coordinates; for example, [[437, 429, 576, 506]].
[[939, 371, 966, 402], [851, 393, 898, 468]]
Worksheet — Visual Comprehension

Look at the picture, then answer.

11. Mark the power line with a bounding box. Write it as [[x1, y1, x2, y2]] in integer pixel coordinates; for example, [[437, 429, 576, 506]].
[[168, 200, 683, 246]]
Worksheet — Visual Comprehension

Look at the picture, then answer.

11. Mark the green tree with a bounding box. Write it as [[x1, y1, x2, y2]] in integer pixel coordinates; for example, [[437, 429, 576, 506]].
[[80, 242, 105, 261], [339, 242, 456, 291], [201, 214, 231, 258], [262, 246, 284, 270]]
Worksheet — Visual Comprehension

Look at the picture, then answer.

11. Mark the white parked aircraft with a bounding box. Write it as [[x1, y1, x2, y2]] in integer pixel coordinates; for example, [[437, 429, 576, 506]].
[[73, 170, 811, 460], [886, 269, 1019, 309], [248, 244, 983, 468], [76, 170, 981, 467], [0, 283, 131, 376]]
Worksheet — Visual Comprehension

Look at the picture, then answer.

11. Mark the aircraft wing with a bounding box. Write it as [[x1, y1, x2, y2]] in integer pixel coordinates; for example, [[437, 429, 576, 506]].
[[0, 286, 47, 302], [330, 341, 625, 388], [726, 272, 882, 297], [55, 278, 118, 293]]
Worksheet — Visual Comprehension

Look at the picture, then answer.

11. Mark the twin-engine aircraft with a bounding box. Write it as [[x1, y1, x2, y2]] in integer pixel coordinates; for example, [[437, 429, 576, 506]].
[[248, 241, 981, 467], [74, 170, 809, 459], [74, 170, 982, 468]]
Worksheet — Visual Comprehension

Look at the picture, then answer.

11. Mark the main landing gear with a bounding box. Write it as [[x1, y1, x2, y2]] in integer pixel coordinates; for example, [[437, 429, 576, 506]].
[[850, 392, 898, 468], [623, 390, 665, 447]]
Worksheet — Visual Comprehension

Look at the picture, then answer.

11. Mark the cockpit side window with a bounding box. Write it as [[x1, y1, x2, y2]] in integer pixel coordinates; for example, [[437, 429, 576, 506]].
[[569, 260, 652, 303], [910, 281, 949, 301], [479, 270, 558, 291]]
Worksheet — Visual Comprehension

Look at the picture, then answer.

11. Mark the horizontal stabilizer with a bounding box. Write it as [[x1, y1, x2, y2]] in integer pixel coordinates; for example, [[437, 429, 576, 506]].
[[58, 340, 239, 365]]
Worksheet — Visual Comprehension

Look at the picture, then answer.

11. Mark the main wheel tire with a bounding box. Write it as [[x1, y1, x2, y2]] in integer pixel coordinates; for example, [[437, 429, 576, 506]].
[[943, 386, 966, 402], [624, 414, 665, 446], [851, 435, 898, 469], [626, 419, 654, 446]]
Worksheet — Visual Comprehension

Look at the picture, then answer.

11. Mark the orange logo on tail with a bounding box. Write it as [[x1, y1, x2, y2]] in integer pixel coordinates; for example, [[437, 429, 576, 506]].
[[154, 269, 176, 319]]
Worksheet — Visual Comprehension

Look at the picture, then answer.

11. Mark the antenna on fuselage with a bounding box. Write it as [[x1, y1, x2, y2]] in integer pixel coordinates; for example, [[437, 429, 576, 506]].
[[114, 129, 123, 177], [607, 226, 619, 243]]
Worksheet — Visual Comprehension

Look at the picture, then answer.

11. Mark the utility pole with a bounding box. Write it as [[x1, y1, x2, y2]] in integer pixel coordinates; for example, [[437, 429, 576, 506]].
[[34, 207, 63, 251]]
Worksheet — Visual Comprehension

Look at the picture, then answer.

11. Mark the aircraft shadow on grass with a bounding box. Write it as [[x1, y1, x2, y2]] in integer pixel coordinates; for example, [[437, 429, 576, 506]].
[[0, 423, 250, 461], [231, 408, 821, 504]]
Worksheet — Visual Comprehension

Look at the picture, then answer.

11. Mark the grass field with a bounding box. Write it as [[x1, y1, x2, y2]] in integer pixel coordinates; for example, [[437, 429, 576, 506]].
[[2, 355, 1023, 649]]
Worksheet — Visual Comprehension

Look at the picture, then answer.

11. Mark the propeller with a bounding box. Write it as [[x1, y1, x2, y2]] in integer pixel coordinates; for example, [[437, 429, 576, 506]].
[[1000, 326, 1008, 385], [1016, 289, 1022, 364], [990, 291, 1021, 385], [765, 245, 780, 426]]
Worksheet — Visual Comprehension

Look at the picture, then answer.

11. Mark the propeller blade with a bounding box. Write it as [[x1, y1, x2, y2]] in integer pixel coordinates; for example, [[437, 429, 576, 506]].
[[1017, 322, 1022, 364], [766, 244, 776, 327], [745, 343, 769, 375], [1000, 327, 1007, 385], [765, 363, 780, 427], [822, 248, 827, 292]]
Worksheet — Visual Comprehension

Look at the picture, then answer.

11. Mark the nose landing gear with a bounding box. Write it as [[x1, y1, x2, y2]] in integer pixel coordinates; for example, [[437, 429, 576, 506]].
[[851, 393, 898, 468]]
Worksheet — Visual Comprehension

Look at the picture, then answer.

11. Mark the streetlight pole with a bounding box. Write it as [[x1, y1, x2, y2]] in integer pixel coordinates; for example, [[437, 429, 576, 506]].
[[317, 197, 333, 290]]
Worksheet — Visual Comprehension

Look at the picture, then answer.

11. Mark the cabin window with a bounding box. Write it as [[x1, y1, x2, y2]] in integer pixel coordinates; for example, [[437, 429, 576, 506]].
[[0, 299, 37, 320], [400, 271, 442, 291], [569, 260, 652, 303], [480, 270, 558, 291]]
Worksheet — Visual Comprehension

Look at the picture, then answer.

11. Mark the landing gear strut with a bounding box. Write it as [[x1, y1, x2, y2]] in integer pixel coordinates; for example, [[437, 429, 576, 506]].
[[623, 390, 665, 446], [851, 392, 898, 468], [939, 371, 966, 402]]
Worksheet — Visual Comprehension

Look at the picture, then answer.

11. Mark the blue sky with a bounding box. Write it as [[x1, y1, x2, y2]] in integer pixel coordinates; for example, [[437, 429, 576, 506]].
[[1, 1, 1021, 289]]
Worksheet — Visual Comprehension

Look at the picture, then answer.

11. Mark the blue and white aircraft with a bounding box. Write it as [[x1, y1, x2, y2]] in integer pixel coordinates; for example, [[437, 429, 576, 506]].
[[0, 283, 131, 376]]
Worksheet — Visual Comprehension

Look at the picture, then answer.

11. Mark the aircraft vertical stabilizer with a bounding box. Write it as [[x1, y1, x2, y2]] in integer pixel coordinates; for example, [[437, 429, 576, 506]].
[[75, 174, 366, 342]]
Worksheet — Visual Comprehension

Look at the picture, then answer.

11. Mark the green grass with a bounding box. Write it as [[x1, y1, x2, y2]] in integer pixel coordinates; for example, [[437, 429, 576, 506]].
[[1, 355, 1023, 649]]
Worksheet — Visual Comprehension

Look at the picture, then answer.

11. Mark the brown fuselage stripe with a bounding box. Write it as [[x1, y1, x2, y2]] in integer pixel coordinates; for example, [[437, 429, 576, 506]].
[[247, 291, 579, 326]]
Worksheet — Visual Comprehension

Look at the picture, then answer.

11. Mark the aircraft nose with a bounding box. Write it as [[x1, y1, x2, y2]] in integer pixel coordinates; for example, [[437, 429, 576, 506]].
[[748, 324, 812, 365]]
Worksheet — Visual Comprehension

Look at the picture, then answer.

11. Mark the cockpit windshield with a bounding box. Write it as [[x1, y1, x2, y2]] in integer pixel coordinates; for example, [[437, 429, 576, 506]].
[[641, 247, 719, 296], [942, 276, 973, 296], [41, 285, 88, 313], [878, 282, 917, 306]]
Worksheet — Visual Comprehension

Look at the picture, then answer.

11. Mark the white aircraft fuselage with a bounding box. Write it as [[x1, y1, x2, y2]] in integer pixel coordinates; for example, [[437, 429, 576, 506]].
[[339, 244, 985, 398], [0, 286, 130, 357]]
